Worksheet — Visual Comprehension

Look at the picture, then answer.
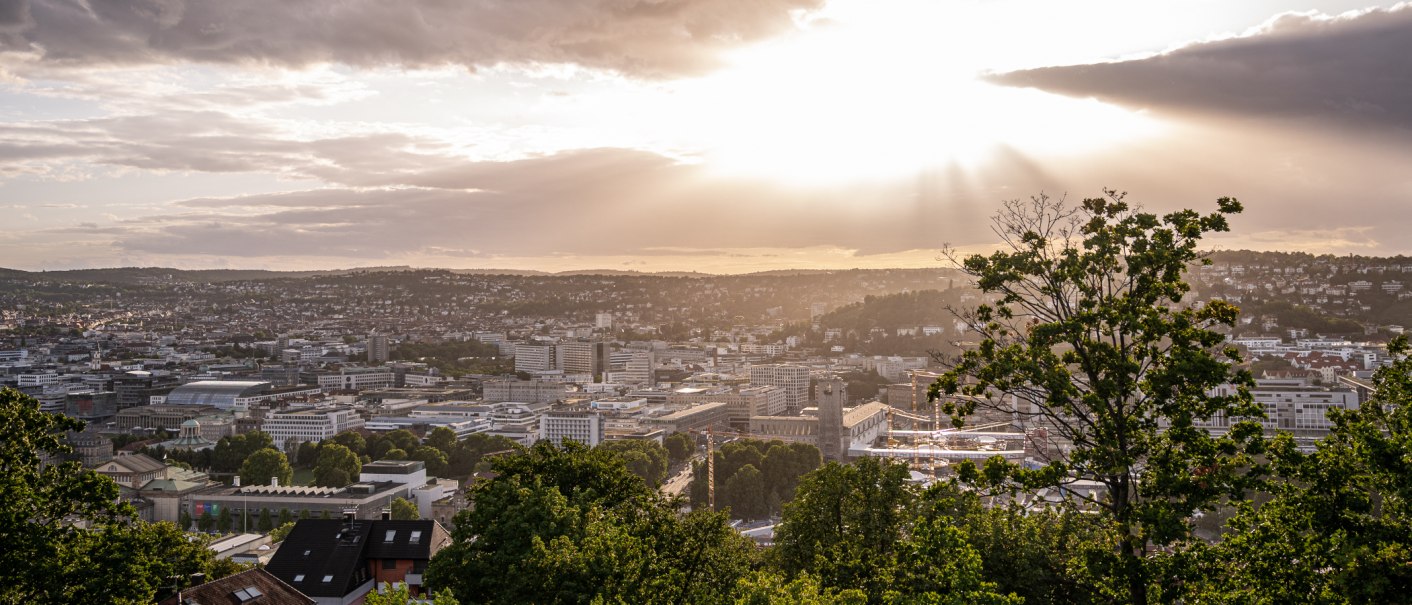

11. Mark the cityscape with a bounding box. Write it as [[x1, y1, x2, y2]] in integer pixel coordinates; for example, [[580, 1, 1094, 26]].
[[3, 0, 1412, 604]]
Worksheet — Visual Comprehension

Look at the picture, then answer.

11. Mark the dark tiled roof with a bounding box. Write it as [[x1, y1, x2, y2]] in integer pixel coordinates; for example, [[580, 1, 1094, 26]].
[[266, 519, 449, 599], [265, 520, 375, 598], [158, 568, 313, 605], [364, 520, 450, 560]]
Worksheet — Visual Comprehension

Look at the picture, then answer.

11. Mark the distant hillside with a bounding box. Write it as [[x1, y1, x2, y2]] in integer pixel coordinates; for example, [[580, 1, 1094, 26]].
[[817, 289, 964, 332]]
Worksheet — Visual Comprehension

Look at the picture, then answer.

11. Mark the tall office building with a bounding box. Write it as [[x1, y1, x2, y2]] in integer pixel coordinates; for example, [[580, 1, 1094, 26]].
[[368, 334, 390, 363], [557, 341, 609, 378], [514, 343, 557, 373], [816, 377, 847, 462], [750, 364, 810, 415]]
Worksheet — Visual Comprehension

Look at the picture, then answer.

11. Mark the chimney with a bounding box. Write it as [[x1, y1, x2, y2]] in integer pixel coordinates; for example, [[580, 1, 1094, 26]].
[[271, 477, 279, 487], [380, 508, 392, 521], [343, 511, 356, 524], [233, 476, 241, 487]]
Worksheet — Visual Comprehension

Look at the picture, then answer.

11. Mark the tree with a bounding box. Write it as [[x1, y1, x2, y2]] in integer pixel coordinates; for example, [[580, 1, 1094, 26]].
[[391, 497, 420, 520], [929, 192, 1265, 603], [198, 510, 215, 532], [217, 506, 233, 533], [384, 448, 408, 461], [239, 447, 293, 487], [211, 431, 276, 473], [597, 439, 669, 487], [664, 432, 694, 465], [270, 521, 296, 543], [278, 508, 293, 526], [385, 429, 420, 454], [426, 426, 458, 454], [295, 441, 320, 468], [256, 508, 273, 533], [365, 581, 461, 605], [313, 444, 362, 487], [426, 440, 752, 605], [411, 445, 449, 476], [1181, 335, 1412, 602], [722, 464, 768, 520], [773, 457, 916, 603], [328, 431, 366, 456]]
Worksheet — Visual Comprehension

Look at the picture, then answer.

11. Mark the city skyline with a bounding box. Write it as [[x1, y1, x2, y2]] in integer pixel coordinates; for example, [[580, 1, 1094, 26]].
[[2, 0, 1409, 273]]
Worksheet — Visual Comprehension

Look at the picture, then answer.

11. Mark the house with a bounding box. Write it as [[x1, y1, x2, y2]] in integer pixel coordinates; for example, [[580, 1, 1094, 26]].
[[265, 516, 452, 605], [158, 568, 313, 605], [93, 452, 168, 488]]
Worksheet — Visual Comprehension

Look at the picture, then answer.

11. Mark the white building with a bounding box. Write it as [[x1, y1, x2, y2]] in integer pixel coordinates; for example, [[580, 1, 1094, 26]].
[[317, 367, 394, 391], [540, 411, 605, 447], [749, 364, 810, 415], [261, 407, 365, 451]]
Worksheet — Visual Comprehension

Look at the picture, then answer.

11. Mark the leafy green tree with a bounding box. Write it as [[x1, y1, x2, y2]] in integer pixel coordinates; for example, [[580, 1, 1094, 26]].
[[365, 581, 461, 605], [664, 432, 695, 465], [198, 510, 215, 532], [328, 431, 367, 456], [217, 506, 233, 533], [391, 497, 420, 520], [384, 448, 409, 461], [426, 426, 458, 454], [722, 464, 768, 520], [270, 521, 296, 543], [313, 444, 362, 487], [239, 447, 293, 487], [411, 445, 449, 475], [426, 440, 752, 605], [179, 510, 193, 531], [385, 429, 420, 454], [0, 387, 244, 604], [295, 441, 320, 468], [257, 508, 274, 533], [732, 572, 867, 605], [211, 431, 276, 473], [278, 508, 293, 526], [1179, 335, 1412, 603], [773, 457, 916, 603], [930, 192, 1265, 603], [597, 439, 669, 487], [446, 433, 520, 477]]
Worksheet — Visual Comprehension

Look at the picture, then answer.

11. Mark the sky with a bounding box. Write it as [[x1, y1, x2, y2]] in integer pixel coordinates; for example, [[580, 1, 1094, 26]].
[[1, 0, 1409, 273]]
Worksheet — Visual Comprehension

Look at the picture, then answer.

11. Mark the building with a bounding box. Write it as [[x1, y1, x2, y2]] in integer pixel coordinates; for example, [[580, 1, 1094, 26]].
[[68, 429, 113, 466], [483, 379, 566, 404], [556, 340, 610, 378], [368, 334, 390, 364], [1200, 378, 1359, 446], [749, 401, 890, 456], [816, 378, 847, 461], [749, 364, 810, 415], [65, 390, 117, 421], [643, 402, 730, 434], [540, 410, 606, 446], [363, 416, 491, 440], [157, 568, 314, 605], [191, 481, 412, 525], [159, 418, 219, 451], [262, 407, 366, 452], [360, 460, 428, 488], [317, 367, 394, 391], [94, 452, 169, 489], [265, 518, 452, 604], [513, 343, 557, 373], [668, 385, 786, 430], [113, 403, 224, 433], [163, 380, 322, 412]]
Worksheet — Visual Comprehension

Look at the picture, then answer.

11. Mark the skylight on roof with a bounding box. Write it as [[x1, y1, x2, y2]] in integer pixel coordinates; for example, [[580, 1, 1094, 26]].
[[293, 574, 304, 582], [322, 575, 334, 583], [385, 530, 397, 542], [233, 586, 264, 602], [410, 530, 422, 544]]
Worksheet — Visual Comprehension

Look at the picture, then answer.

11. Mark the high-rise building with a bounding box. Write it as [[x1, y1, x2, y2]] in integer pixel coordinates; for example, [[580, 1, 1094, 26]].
[[540, 410, 605, 446], [557, 341, 609, 378], [368, 334, 390, 363], [816, 377, 847, 462], [514, 343, 557, 373], [750, 364, 810, 415]]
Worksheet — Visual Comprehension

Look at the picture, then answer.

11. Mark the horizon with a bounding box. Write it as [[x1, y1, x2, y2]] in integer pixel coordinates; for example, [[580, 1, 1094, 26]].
[[3, 1, 1410, 272]]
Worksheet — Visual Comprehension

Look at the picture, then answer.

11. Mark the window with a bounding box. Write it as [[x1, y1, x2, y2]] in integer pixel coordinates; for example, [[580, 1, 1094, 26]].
[[383, 559, 397, 570], [322, 575, 334, 583], [293, 574, 305, 582], [409, 530, 422, 544], [385, 530, 397, 542]]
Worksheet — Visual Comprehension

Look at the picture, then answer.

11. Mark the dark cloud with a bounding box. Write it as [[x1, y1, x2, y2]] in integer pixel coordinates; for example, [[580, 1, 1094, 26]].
[[989, 4, 1412, 132], [1, 0, 822, 78]]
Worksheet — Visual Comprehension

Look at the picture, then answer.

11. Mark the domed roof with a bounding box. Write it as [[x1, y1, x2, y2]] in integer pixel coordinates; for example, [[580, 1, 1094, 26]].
[[181, 419, 200, 427]]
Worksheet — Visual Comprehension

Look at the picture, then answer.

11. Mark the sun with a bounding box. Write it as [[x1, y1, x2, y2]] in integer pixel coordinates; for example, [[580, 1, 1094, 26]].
[[662, 1, 1166, 186]]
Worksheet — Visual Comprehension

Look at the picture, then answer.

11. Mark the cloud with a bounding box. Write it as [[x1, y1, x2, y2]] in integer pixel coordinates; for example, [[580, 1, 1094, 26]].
[[1, 0, 823, 78], [989, 4, 1412, 132]]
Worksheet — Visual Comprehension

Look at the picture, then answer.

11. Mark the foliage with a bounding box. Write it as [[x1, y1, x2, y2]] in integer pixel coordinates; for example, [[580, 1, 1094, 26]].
[[411, 446, 449, 475], [692, 439, 822, 518], [1179, 335, 1412, 603], [596, 439, 669, 487], [664, 432, 695, 465], [930, 192, 1265, 603], [269, 521, 295, 543], [312, 444, 361, 487], [773, 457, 917, 603], [426, 440, 754, 605], [239, 447, 293, 487], [444, 432, 521, 477], [364, 581, 461, 605], [328, 431, 366, 456], [732, 572, 867, 605], [211, 431, 275, 474], [391, 497, 420, 521], [0, 387, 243, 604]]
